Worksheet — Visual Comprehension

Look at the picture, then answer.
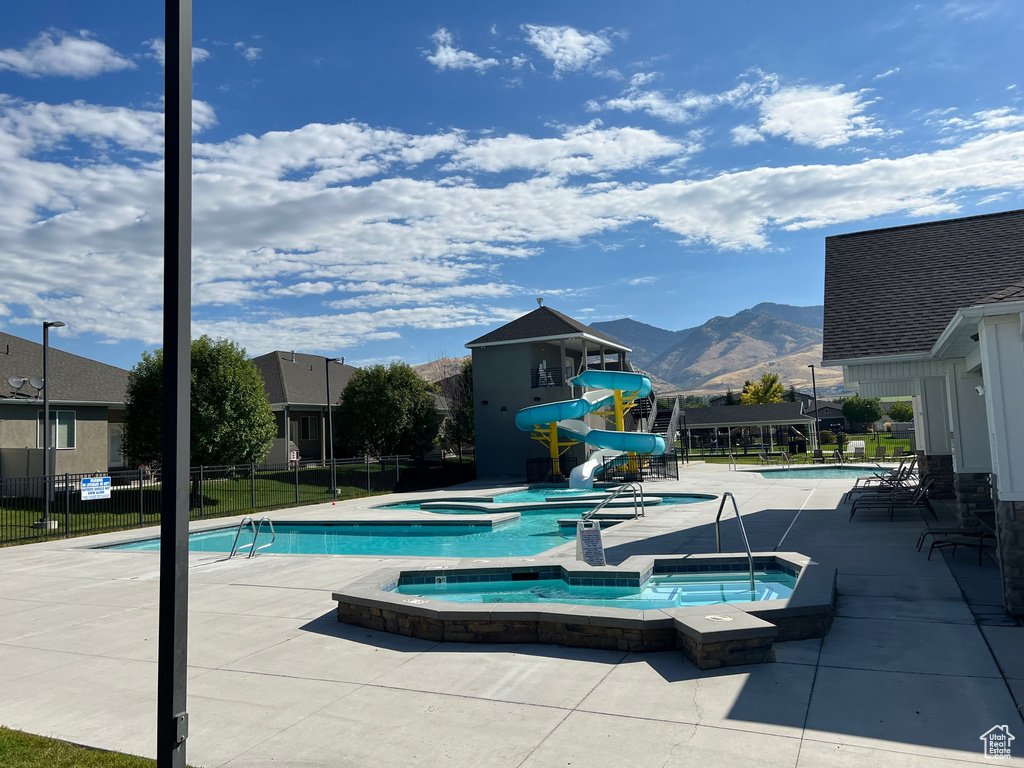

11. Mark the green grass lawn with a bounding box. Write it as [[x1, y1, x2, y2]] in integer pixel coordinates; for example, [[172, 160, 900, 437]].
[[1, 458, 475, 546], [0, 728, 167, 768]]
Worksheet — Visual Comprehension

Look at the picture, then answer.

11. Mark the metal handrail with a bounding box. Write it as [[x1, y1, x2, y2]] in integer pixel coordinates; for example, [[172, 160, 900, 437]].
[[581, 482, 645, 521], [714, 492, 756, 593], [249, 517, 276, 557], [228, 516, 256, 558], [727, 454, 738, 471]]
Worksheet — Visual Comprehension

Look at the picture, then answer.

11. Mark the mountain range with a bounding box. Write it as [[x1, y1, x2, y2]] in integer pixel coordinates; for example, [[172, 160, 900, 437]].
[[590, 303, 845, 396]]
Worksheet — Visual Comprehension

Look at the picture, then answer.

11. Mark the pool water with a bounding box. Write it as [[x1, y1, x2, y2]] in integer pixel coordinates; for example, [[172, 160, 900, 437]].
[[108, 507, 592, 558], [395, 571, 795, 609], [758, 466, 895, 480]]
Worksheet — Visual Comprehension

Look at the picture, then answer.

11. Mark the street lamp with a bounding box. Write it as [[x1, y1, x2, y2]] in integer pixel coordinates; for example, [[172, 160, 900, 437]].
[[40, 320, 65, 530], [808, 363, 820, 451], [325, 356, 343, 495]]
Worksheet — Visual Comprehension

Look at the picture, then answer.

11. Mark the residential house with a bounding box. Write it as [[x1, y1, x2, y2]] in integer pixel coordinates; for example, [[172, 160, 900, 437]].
[[466, 306, 633, 478], [802, 400, 847, 432], [822, 208, 1024, 614], [251, 351, 357, 464], [0, 330, 128, 479]]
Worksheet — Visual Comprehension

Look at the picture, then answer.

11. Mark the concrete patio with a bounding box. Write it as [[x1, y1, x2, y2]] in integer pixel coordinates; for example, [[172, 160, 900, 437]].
[[0, 462, 1021, 767]]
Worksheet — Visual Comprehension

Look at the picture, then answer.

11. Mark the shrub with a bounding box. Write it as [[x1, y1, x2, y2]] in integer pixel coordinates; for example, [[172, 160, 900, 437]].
[[820, 429, 836, 444]]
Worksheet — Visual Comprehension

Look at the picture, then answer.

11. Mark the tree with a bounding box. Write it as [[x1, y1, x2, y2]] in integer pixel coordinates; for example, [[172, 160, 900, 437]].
[[122, 336, 276, 467], [436, 358, 474, 462], [723, 389, 739, 405], [336, 362, 439, 458], [784, 385, 799, 403], [741, 373, 785, 405], [887, 400, 914, 423], [842, 395, 884, 430]]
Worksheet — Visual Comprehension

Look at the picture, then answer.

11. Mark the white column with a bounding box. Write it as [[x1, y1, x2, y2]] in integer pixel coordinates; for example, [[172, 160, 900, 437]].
[[979, 314, 1024, 500], [944, 358, 992, 474], [913, 376, 951, 455]]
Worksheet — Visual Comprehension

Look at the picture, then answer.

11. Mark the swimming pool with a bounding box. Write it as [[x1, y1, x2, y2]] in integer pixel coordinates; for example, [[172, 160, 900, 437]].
[[757, 466, 893, 480], [106, 489, 715, 558], [394, 570, 795, 609], [108, 509, 589, 557]]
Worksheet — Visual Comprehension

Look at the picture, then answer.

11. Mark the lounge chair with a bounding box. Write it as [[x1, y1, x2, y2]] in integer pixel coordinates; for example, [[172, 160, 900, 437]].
[[844, 457, 918, 501], [757, 451, 778, 465], [849, 476, 936, 521]]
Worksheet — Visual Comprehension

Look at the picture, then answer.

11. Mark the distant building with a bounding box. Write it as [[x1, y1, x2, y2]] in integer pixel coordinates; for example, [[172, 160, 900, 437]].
[[1, 330, 128, 480], [251, 351, 357, 464], [466, 306, 631, 478]]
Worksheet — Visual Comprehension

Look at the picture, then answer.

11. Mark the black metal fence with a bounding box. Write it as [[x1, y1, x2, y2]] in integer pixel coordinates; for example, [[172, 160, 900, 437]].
[[0, 454, 476, 546], [600, 452, 679, 481], [525, 456, 579, 484]]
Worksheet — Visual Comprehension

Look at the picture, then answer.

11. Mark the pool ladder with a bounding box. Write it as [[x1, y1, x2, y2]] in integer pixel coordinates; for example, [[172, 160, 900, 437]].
[[714, 492, 756, 593], [228, 516, 276, 559], [581, 482, 645, 521]]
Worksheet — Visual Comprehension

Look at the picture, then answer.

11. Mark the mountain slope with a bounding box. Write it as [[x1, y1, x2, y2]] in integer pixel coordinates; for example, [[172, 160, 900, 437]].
[[592, 303, 842, 394]]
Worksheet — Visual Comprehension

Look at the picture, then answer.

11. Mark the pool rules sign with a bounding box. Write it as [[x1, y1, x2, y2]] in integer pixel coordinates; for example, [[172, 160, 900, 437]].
[[576, 520, 606, 566]]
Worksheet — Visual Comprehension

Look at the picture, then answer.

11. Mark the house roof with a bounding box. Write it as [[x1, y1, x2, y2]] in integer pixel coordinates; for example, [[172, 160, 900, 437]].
[[0, 330, 128, 404], [251, 351, 357, 408], [823, 208, 1024, 363], [682, 402, 814, 428], [466, 306, 628, 351]]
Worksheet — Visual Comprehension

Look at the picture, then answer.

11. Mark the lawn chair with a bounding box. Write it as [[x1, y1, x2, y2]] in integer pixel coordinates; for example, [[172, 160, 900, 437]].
[[892, 446, 906, 460], [757, 451, 778, 465], [811, 449, 826, 463], [849, 476, 936, 521], [872, 446, 887, 461], [851, 446, 866, 462], [825, 449, 843, 464]]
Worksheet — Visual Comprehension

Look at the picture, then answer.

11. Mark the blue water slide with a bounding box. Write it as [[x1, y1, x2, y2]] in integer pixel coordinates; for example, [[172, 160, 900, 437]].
[[514, 369, 666, 456]]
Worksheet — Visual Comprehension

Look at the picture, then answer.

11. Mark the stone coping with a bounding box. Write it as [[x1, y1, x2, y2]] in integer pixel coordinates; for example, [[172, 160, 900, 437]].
[[332, 551, 836, 668]]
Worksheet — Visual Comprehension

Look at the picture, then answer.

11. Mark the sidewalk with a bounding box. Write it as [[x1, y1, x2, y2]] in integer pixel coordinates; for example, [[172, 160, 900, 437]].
[[0, 463, 1021, 766]]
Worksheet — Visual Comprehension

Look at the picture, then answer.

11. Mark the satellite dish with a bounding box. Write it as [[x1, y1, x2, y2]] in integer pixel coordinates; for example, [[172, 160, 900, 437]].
[[7, 376, 26, 390], [29, 376, 45, 390]]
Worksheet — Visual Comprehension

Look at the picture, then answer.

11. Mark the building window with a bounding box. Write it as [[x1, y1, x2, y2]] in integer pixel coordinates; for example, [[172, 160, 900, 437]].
[[37, 410, 76, 449], [300, 416, 319, 441]]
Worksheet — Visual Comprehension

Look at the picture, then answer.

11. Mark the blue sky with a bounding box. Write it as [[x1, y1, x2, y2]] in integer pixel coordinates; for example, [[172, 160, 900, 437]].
[[1, 1, 1022, 371]]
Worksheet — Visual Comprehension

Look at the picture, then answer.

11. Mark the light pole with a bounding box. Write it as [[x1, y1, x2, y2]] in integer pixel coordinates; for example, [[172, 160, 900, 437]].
[[40, 320, 65, 530], [325, 357, 343, 495], [808, 364, 820, 451]]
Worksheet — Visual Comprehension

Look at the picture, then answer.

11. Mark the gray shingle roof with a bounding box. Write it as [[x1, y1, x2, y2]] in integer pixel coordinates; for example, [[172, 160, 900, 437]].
[[251, 351, 356, 407], [682, 402, 813, 427], [466, 306, 627, 349], [823, 209, 1024, 363], [0, 330, 128, 403]]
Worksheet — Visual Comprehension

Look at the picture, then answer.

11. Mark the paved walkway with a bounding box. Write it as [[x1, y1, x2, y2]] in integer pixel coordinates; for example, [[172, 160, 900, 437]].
[[0, 463, 1021, 767]]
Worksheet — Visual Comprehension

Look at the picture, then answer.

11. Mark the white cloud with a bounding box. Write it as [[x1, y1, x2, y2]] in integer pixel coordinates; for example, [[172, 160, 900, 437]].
[[874, 67, 900, 80], [442, 123, 693, 176], [937, 107, 1024, 133], [2, 94, 1023, 357], [627, 276, 656, 286], [234, 42, 262, 62], [0, 30, 135, 79], [589, 71, 772, 123], [756, 85, 885, 148], [426, 28, 499, 72], [521, 25, 611, 75], [731, 125, 765, 145]]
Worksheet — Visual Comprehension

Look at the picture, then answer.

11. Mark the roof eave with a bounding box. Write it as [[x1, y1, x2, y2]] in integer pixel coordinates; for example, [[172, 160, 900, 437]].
[[466, 332, 630, 352], [821, 351, 933, 367]]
